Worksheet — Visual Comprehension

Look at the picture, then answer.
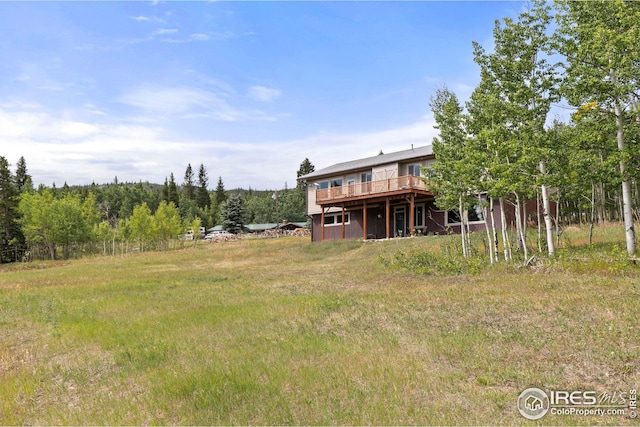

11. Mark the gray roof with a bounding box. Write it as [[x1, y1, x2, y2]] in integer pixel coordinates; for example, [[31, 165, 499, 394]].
[[208, 222, 308, 233], [297, 145, 433, 181], [245, 222, 307, 231]]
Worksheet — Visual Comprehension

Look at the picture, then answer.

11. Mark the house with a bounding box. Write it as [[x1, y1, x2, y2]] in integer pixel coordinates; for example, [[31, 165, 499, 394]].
[[297, 145, 503, 242]]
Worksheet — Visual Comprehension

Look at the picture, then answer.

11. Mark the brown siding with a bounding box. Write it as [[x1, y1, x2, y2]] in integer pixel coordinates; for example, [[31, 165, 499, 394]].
[[309, 198, 553, 242], [311, 210, 364, 242]]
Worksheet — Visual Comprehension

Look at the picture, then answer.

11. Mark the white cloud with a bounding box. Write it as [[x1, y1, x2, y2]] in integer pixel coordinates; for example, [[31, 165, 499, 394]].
[[130, 15, 151, 22], [248, 85, 282, 102], [0, 101, 436, 190], [189, 33, 210, 41], [158, 31, 235, 44], [57, 121, 101, 138], [119, 84, 284, 123], [0, 110, 47, 138], [119, 86, 218, 114], [129, 15, 165, 24], [151, 28, 178, 37], [290, 115, 437, 173]]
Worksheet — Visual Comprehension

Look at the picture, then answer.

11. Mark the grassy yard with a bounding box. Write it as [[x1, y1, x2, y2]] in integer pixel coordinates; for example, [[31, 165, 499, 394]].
[[0, 225, 638, 425]]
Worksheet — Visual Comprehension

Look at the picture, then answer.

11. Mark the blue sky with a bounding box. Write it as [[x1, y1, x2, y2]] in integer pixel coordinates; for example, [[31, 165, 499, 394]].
[[0, 1, 526, 189]]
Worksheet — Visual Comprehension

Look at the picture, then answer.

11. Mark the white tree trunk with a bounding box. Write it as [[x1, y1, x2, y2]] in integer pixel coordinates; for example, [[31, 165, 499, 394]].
[[490, 197, 499, 262], [482, 194, 494, 264], [499, 197, 512, 260], [459, 194, 468, 258], [611, 69, 636, 255], [537, 189, 542, 252], [514, 192, 529, 261], [555, 190, 562, 248], [539, 160, 555, 256]]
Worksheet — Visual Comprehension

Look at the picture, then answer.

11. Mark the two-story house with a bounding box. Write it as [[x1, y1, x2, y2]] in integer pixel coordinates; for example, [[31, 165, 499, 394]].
[[298, 145, 493, 242]]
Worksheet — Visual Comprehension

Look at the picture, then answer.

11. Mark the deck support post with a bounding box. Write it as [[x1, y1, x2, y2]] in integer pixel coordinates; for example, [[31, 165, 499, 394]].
[[385, 198, 390, 239], [409, 193, 415, 237], [341, 204, 346, 240], [321, 207, 325, 241], [363, 200, 367, 240]]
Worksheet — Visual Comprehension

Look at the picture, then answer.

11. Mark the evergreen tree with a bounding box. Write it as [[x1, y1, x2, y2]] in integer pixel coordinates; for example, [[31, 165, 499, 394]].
[[214, 176, 226, 206], [221, 193, 246, 234], [296, 158, 315, 188], [162, 177, 169, 203], [196, 164, 211, 209], [61, 182, 71, 196], [0, 157, 23, 262], [14, 156, 33, 193], [168, 173, 179, 207], [182, 163, 195, 201]]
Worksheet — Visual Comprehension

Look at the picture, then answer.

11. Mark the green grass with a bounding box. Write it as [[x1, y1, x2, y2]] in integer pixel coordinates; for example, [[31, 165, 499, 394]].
[[0, 225, 639, 425]]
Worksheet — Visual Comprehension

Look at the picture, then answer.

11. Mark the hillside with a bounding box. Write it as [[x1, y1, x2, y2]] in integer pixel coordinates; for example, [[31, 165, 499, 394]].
[[0, 227, 638, 425]]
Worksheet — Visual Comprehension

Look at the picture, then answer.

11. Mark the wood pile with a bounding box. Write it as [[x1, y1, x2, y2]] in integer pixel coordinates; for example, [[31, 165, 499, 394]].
[[206, 228, 310, 242], [210, 234, 241, 243], [261, 229, 279, 238], [290, 228, 310, 237]]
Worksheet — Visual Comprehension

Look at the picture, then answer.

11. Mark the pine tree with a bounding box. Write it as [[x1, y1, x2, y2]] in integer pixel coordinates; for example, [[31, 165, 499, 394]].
[[196, 164, 211, 209], [296, 158, 315, 188], [168, 173, 179, 207], [14, 156, 33, 193], [182, 163, 195, 201], [214, 176, 226, 207], [222, 193, 246, 234], [0, 157, 23, 262], [162, 177, 169, 203]]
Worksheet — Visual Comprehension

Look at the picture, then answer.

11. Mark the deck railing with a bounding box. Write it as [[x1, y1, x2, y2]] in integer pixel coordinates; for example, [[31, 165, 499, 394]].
[[316, 175, 428, 202]]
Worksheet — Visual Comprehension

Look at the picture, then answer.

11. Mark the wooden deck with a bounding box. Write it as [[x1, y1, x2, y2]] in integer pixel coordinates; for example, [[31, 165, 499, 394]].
[[315, 175, 433, 206]]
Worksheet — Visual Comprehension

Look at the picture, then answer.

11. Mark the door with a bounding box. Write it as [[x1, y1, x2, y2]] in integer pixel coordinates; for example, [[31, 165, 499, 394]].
[[394, 207, 406, 237], [347, 175, 356, 196]]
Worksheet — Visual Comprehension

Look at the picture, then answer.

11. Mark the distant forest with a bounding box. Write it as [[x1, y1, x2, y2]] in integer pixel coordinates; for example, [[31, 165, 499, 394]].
[[0, 156, 315, 262]]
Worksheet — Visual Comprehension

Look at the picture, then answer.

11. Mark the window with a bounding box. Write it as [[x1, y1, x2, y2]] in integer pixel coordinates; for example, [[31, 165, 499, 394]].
[[414, 204, 424, 227], [408, 164, 422, 176], [470, 204, 484, 222], [361, 172, 372, 182], [317, 181, 329, 190], [446, 202, 486, 225], [331, 178, 343, 187], [323, 212, 350, 226]]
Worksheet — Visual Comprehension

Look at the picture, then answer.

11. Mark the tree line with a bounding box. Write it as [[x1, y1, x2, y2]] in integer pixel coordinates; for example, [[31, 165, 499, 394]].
[[0, 157, 315, 262], [427, 0, 640, 259]]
